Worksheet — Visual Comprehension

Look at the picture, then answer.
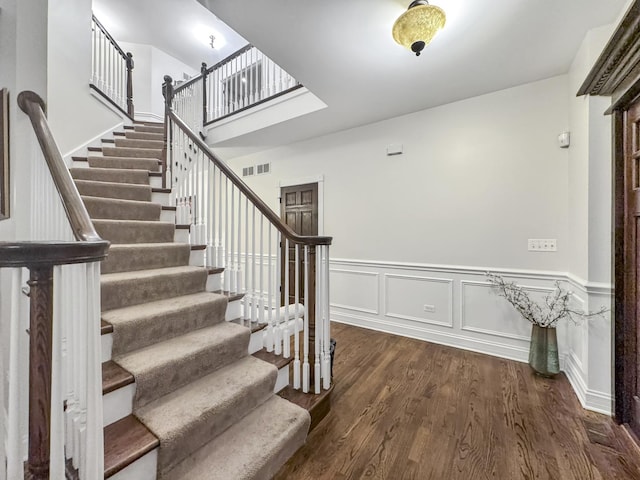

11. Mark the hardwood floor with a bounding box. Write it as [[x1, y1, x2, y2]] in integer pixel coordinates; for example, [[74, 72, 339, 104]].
[[274, 323, 640, 480]]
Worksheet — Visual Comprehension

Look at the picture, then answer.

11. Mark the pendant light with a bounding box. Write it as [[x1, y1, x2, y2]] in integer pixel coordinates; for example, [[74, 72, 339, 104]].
[[392, 0, 446, 56]]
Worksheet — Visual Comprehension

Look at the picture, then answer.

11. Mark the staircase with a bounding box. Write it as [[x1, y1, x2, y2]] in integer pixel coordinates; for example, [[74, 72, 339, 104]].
[[71, 122, 310, 479]]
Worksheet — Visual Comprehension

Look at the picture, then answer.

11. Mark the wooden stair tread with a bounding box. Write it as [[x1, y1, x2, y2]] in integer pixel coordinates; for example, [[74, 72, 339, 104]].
[[230, 317, 267, 333], [72, 156, 88, 162], [213, 290, 244, 302], [102, 360, 134, 394], [161, 205, 176, 211], [104, 415, 159, 478], [278, 384, 333, 431], [190, 244, 207, 251], [102, 139, 115, 143], [101, 319, 113, 335], [113, 131, 126, 136], [149, 172, 162, 178], [88, 146, 102, 152], [252, 348, 294, 370], [152, 187, 171, 194], [207, 266, 224, 275]]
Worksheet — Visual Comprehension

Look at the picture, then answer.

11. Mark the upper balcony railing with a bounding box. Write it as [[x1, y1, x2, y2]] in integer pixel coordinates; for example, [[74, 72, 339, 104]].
[[171, 44, 302, 135], [90, 14, 134, 119]]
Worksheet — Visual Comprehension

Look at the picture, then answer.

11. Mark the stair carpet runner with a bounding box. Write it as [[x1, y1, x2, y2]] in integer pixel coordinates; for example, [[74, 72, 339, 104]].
[[71, 122, 310, 479]]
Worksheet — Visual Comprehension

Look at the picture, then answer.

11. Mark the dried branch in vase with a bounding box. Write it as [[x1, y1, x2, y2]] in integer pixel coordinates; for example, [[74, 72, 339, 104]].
[[485, 272, 608, 328]]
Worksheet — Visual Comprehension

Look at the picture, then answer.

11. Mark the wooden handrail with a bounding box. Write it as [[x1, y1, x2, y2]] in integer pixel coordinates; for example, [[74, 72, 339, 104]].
[[164, 77, 331, 246], [172, 43, 255, 98], [92, 14, 127, 60], [205, 43, 254, 74], [17, 91, 107, 245]]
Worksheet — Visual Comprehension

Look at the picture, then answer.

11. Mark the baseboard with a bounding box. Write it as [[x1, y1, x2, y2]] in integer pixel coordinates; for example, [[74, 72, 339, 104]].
[[62, 121, 125, 162], [134, 112, 164, 123], [332, 312, 530, 364]]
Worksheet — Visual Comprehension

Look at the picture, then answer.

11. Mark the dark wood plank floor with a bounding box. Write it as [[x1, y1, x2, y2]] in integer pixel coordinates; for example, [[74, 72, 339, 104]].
[[275, 323, 640, 480]]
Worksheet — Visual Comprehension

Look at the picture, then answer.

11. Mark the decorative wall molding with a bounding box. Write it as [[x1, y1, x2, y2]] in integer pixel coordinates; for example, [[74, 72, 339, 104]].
[[329, 257, 613, 415], [383, 273, 453, 328], [330, 268, 379, 315]]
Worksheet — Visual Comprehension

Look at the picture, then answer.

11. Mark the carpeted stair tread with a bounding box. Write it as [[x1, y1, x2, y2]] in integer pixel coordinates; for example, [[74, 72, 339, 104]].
[[102, 242, 191, 274], [104, 415, 159, 478], [115, 137, 164, 150], [70, 167, 150, 185], [75, 179, 152, 201], [161, 395, 310, 480], [88, 155, 161, 172], [131, 125, 164, 134], [93, 219, 175, 244], [101, 266, 208, 311], [125, 131, 164, 141], [115, 322, 250, 409], [102, 145, 163, 160], [137, 356, 277, 475], [82, 195, 161, 221], [102, 292, 228, 356]]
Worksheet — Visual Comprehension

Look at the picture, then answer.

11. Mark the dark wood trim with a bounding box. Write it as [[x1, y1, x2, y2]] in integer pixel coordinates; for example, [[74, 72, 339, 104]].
[[0, 241, 108, 268], [205, 43, 253, 74], [164, 84, 331, 247], [0, 88, 9, 220], [26, 266, 54, 480], [17, 91, 108, 244], [204, 84, 304, 126], [126, 52, 134, 117], [614, 108, 628, 423], [89, 84, 134, 120], [579, 0, 640, 430], [578, 2, 640, 98]]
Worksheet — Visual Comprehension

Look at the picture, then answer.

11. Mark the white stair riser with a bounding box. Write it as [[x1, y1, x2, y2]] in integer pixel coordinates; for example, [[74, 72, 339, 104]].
[[151, 191, 170, 205], [206, 272, 222, 292], [174, 228, 189, 243], [110, 449, 157, 480], [149, 176, 162, 189], [189, 249, 205, 267], [160, 210, 175, 223], [103, 384, 135, 427], [102, 333, 113, 363], [274, 364, 290, 393], [248, 330, 263, 354], [226, 299, 242, 321], [72, 160, 89, 169]]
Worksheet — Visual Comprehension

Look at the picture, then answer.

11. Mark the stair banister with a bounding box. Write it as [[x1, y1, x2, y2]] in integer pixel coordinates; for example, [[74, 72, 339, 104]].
[[91, 14, 134, 119], [163, 75, 333, 394], [1, 91, 109, 480]]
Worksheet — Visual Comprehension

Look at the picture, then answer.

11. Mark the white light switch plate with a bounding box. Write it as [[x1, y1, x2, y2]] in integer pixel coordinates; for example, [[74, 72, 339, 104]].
[[528, 239, 557, 252]]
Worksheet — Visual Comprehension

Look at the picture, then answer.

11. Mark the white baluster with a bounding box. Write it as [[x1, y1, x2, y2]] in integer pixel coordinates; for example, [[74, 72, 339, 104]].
[[315, 246, 322, 394], [303, 246, 310, 393], [266, 223, 273, 352], [251, 206, 257, 323], [323, 245, 331, 390], [293, 244, 301, 389], [230, 184, 235, 293]]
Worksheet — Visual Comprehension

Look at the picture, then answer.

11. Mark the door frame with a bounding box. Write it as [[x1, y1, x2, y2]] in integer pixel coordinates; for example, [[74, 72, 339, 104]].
[[278, 175, 325, 235], [577, 0, 640, 428]]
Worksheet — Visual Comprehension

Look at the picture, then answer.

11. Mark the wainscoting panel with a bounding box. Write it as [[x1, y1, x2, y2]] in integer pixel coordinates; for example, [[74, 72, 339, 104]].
[[330, 269, 379, 315], [329, 258, 612, 414], [384, 274, 453, 327], [460, 281, 545, 341]]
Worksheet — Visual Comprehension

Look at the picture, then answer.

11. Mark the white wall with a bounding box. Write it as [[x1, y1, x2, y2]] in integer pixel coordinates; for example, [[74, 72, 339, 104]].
[[121, 42, 198, 121], [225, 72, 617, 413], [47, 0, 123, 156], [229, 75, 571, 270]]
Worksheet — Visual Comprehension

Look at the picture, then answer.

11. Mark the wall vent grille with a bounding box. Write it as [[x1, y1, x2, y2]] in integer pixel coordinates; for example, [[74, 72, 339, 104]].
[[242, 166, 255, 177]]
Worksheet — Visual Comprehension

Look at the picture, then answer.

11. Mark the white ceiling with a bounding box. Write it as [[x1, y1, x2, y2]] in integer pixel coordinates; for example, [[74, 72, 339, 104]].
[[93, 0, 629, 154], [92, 0, 248, 69]]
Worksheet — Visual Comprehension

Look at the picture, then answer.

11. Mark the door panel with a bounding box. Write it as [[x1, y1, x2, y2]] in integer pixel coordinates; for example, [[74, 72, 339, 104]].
[[280, 183, 318, 308]]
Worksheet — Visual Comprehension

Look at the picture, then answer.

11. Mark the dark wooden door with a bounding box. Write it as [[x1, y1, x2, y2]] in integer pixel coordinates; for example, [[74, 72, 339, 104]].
[[280, 183, 318, 308], [623, 100, 640, 437]]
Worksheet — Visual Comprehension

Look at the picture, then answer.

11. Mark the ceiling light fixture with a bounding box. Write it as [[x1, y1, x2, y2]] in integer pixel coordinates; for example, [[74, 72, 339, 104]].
[[392, 0, 446, 56]]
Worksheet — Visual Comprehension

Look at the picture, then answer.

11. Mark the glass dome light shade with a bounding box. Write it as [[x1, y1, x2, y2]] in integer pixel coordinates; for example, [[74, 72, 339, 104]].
[[392, 4, 446, 55]]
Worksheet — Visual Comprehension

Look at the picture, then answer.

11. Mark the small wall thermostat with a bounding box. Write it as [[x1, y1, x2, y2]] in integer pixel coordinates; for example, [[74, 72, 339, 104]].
[[558, 132, 570, 148]]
